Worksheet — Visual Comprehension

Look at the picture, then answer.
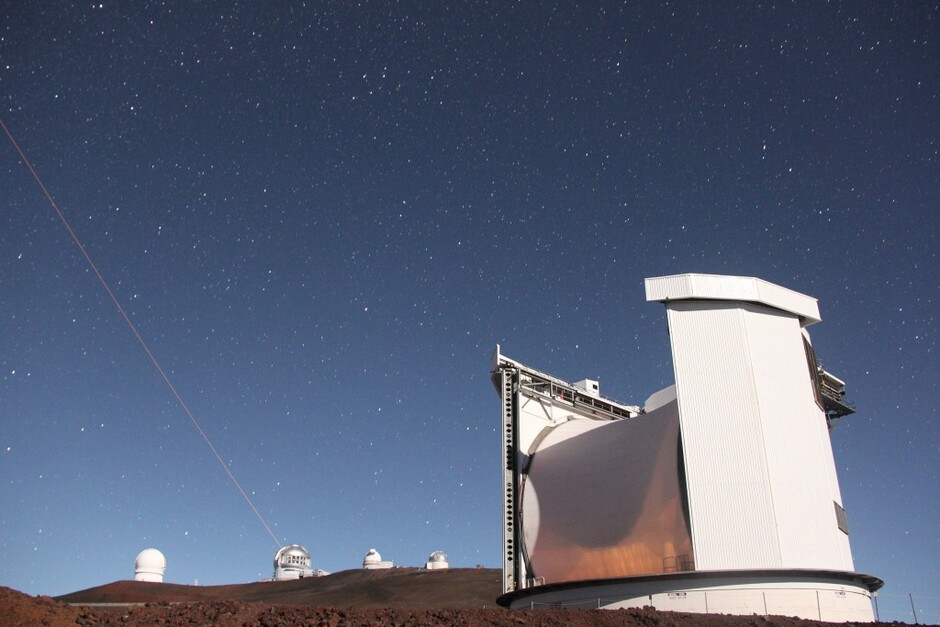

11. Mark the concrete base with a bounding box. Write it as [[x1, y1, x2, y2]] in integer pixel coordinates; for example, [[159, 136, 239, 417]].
[[498, 569, 882, 623]]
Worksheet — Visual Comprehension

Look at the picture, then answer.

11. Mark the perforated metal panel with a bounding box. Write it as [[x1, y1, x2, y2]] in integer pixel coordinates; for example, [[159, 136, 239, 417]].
[[499, 367, 519, 593]]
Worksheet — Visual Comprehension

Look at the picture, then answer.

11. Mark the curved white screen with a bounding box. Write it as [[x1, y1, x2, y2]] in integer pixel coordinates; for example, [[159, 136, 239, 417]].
[[521, 399, 692, 584]]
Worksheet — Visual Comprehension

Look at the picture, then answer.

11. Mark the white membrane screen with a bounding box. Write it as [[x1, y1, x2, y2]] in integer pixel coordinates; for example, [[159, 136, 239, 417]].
[[521, 400, 692, 584]]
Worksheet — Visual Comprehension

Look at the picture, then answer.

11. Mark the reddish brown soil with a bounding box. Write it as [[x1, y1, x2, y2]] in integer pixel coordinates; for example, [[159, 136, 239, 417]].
[[56, 568, 501, 609], [0, 569, 923, 626]]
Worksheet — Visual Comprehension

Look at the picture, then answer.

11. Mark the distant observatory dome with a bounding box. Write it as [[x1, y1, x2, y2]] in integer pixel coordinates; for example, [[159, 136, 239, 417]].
[[363, 548, 381, 567], [273, 544, 314, 580], [134, 548, 166, 582], [426, 550, 449, 570], [363, 548, 393, 569]]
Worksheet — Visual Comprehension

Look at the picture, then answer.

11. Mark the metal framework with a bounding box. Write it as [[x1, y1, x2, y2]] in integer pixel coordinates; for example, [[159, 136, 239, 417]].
[[817, 366, 856, 427], [497, 365, 518, 593], [492, 346, 640, 594]]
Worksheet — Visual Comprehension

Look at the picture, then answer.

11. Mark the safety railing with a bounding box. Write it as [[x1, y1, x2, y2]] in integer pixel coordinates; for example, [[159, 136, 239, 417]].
[[872, 592, 940, 625]]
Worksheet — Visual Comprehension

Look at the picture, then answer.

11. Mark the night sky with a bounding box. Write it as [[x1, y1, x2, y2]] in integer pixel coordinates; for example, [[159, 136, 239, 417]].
[[1, 2, 937, 621]]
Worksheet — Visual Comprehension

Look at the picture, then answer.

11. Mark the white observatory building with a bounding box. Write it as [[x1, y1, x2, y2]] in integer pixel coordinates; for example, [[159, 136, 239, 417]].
[[426, 550, 449, 570], [134, 548, 166, 582], [492, 274, 881, 622], [362, 548, 394, 569], [273, 544, 315, 580]]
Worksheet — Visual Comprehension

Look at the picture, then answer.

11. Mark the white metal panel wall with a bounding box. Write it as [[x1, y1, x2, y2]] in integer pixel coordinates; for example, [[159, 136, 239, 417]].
[[646, 274, 760, 303], [667, 302, 782, 569], [667, 300, 853, 572], [742, 307, 853, 571], [824, 435, 855, 569], [646, 274, 821, 325]]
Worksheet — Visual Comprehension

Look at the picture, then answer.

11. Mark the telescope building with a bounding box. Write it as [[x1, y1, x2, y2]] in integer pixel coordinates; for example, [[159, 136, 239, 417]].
[[492, 273, 881, 622]]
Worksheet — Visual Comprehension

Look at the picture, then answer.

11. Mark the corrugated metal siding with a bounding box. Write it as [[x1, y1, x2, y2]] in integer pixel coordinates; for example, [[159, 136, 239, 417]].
[[667, 300, 853, 573], [687, 274, 761, 301], [645, 274, 695, 302], [753, 280, 820, 324], [743, 306, 849, 570], [667, 302, 781, 570], [646, 274, 820, 324]]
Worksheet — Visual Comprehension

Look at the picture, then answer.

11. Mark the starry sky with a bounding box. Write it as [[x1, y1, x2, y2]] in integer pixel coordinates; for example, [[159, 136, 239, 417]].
[[1, 1, 937, 621]]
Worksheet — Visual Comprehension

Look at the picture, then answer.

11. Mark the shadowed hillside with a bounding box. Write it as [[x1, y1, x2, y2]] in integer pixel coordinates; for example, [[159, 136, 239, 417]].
[[55, 567, 503, 609]]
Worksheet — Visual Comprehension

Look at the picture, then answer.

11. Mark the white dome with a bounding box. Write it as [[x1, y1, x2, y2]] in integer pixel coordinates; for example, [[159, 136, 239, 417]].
[[274, 544, 314, 580], [426, 550, 449, 569], [134, 548, 166, 582], [362, 547, 393, 569], [274, 544, 311, 567]]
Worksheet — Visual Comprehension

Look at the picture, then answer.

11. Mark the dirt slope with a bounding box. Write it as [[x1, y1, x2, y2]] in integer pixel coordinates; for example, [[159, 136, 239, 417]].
[[55, 567, 502, 609], [0, 570, 924, 627]]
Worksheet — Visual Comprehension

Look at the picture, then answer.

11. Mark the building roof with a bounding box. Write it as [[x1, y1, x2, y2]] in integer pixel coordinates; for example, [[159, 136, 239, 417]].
[[644, 273, 821, 326]]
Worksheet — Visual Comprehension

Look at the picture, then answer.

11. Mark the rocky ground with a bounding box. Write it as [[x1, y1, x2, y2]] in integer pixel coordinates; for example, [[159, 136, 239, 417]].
[[0, 569, 925, 626]]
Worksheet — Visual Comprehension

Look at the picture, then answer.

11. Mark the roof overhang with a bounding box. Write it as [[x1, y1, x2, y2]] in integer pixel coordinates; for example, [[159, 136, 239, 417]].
[[645, 273, 821, 326]]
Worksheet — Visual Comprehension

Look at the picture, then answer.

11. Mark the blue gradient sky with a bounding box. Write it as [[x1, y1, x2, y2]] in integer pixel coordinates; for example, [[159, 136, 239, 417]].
[[1, 2, 936, 621]]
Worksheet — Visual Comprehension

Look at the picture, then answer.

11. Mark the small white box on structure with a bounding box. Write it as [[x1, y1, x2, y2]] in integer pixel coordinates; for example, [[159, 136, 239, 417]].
[[573, 379, 600, 397]]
